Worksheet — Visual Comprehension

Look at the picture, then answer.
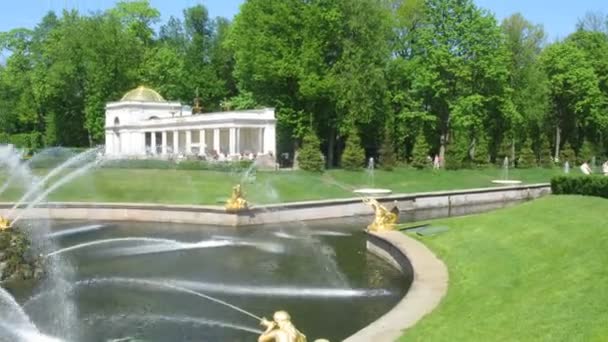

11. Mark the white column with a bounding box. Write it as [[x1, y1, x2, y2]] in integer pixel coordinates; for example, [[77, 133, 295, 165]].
[[236, 128, 240, 154], [161, 131, 167, 155], [213, 128, 220, 152], [173, 130, 179, 155], [139, 132, 146, 155], [105, 132, 113, 155], [150, 131, 156, 155], [263, 125, 276, 155], [199, 130, 205, 155], [125, 133, 132, 155], [258, 128, 264, 154], [229, 128, 236, 155], [186, 130, 192, 155]]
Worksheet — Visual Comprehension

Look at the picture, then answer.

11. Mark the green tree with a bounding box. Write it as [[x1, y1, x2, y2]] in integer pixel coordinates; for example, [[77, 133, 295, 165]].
[[340, 128, 365, 170], [411, 132, 430, 169], [445, 133, 469, 170], [297, 131, 324, 172], [501, 14, 550, 155], [110, 0, 160, 45], [541, 41, 603, 159], [379, 134, 396, 171], [518, 140, 537, 168], [578, 140, 595, 164], [539, 137, 554, 168], [560, 142, 577, 164], [410, 0, 511, 163], [472, 134, 489, 167]]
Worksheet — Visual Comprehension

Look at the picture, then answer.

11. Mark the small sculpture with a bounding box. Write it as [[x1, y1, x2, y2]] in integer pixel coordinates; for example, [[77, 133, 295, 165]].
[[0, 216, 11, 231], [362, 197, 398, 232], [258, 311, 307, 342], [225, 184, 248, 212]]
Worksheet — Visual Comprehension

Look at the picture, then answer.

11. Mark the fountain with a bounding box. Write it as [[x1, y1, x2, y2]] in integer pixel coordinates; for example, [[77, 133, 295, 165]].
[[0, 146, 410, 341], [225, 184, 249, 212], [362, 197, 399, 232], [259, 310, 308, 342], [491, 157, 522, 185], [353, 157, 392, 197], [564, 161, 570, 174]]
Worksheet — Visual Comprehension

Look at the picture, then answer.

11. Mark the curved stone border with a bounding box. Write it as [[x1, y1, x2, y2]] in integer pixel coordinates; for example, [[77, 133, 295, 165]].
[[0, 184, 550, 226], [344, 231, 448, 342]]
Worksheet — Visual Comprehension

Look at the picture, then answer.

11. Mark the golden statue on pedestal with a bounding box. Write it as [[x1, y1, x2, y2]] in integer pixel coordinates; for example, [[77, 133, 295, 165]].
[[362, 197, 398, 232], [225, 184, 248, 212], [258, 311, 308, 342], [0, 216, 12, 231]]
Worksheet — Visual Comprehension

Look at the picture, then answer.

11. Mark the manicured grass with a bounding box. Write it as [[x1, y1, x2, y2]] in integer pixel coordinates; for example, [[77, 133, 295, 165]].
[[0, 167, 562, 205], [401, 195, 608, 341]]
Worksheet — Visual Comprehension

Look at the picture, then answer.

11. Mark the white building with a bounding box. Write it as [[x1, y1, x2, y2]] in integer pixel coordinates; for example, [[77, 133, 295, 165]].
[[104, 86, 276, 159]]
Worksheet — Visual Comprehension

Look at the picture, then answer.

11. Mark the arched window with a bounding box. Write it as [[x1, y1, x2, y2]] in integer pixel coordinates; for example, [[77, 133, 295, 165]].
[[114, 117, 120, 126]]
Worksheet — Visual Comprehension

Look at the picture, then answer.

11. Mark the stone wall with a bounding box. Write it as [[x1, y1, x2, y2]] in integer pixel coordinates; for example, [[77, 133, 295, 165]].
[[0, 183, 550, 226]]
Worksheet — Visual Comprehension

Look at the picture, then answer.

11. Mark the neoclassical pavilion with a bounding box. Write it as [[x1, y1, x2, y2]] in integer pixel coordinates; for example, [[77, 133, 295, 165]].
[[104, 86, 276, 159]]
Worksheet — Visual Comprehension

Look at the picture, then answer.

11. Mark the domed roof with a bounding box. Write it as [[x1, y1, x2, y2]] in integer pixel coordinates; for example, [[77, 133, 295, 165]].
[[121, 86, 165, 102]]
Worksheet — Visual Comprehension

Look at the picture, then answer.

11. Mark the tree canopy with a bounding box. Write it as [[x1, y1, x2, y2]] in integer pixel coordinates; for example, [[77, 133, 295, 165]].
[[0, 0, 607, 166]]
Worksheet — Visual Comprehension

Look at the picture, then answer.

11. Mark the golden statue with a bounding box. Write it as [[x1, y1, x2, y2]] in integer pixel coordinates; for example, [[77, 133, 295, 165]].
[[258, 311, 307, 342], [0, 216, 11, 231], [362, 197, 398, 232], [225, 184, 248, 212]]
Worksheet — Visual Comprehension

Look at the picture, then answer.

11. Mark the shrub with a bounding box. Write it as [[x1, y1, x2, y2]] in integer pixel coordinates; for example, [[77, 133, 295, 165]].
[[341, 129, 365, 171], [578, 140, 594, 164], [379, 134, 396, 171], [472, 135, 489, 167], [518, 140, 537, 168], [539, 137, 554, 168], [297, 131, 325, 172], [551, 175, 608, 199], [560, 142, 576, 164], [411, 132, 430, 169], [445, 135, 469, 170]]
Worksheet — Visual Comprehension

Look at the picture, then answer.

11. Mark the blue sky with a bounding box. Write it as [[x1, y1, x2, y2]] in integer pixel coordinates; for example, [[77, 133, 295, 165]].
[[0, 0, 606, 40]]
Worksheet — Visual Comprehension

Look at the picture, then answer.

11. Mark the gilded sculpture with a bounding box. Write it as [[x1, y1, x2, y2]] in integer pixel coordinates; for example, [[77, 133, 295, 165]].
[[362, 197, 398, 232], [225, 184, 248, 212], [0, 216, 11, 231], [258, 311, 307, 342]]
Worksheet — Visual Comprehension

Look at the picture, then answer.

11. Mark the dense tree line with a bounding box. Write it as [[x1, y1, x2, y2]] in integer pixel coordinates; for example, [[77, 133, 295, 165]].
[[1, 0, 607, 169]]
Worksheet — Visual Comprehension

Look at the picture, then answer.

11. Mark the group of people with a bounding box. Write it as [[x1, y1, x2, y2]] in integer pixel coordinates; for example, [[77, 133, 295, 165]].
[[580, 160, 608, 176]]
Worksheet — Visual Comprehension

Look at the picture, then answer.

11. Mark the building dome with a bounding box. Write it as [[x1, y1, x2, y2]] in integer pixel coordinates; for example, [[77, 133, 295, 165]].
[[121, 86, 165, 102]]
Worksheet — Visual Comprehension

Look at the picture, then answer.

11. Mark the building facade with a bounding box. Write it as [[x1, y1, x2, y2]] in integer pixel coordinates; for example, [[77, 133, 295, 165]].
[[104, 86, 276, 159]]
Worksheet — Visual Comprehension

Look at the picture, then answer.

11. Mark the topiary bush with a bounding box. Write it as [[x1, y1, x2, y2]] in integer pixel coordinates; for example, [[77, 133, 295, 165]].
[[445, 135, 469, 170], [297, 131, 325, 172], [472, 135, 489, 168], [518, 140, 537, 168], [379, 134, 396, 171], [560, 142, 576, 165], [539, 137, 554, 168], [340, 129, 365, 171], [578, 140, 594, 164], [411, 132, 430, 169], [551, 175, 608, 199]]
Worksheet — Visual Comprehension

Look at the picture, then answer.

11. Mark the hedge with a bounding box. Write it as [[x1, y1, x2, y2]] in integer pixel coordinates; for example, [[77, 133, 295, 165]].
[[551, 175, 608, 199]]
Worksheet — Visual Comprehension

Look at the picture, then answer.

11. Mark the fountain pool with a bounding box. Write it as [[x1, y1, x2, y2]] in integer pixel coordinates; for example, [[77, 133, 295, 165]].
[[8, 219, 411, 342]]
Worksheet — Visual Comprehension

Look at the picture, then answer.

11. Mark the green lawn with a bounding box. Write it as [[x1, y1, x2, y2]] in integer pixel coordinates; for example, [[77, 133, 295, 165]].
[[401, 195, 608, 341], [0, 167, 562, 205]]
